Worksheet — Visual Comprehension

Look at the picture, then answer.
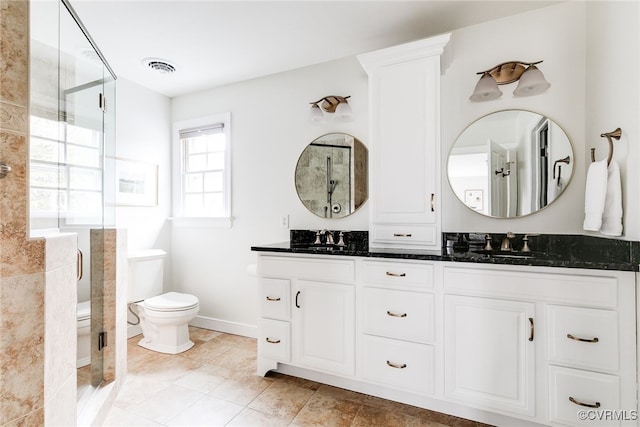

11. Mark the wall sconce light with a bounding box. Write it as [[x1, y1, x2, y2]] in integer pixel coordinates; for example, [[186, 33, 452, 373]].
[[469, 60, 551, 102], [309, 95, 353, 123]]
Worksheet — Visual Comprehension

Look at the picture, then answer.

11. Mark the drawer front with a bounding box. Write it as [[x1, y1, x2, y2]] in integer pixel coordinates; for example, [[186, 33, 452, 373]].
[[362, 260, 433, 290], [362, 288, 434, 343], [372, 224, 437, 246], [258, 319, 290, 362], [260, 256, 355, 284], [547, 305, 619, 372], [443, 266, 618, 308], [260, 278, 290, 320], [549, 366, 621, 426], [362, 335, 434, 395]]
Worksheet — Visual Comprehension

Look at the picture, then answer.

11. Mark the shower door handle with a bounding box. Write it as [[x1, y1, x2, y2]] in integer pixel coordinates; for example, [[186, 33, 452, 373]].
[[77, 249, 83, 281]]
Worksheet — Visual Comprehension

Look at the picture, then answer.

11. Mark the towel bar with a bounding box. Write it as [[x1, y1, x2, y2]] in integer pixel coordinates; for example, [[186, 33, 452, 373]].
[[591, 128, 622, 165]]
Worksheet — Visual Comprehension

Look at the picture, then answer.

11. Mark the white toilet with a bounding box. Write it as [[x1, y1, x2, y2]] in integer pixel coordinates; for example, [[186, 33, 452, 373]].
[[128, 249, 199, 354], [77, 300, 91, 368]]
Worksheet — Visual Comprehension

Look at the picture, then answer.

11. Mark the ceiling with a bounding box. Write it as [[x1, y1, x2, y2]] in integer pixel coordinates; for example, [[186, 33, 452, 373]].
[[69, 1, 560, 98]]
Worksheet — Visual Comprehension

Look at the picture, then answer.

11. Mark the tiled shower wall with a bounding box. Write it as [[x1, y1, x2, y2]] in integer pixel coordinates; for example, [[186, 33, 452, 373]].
[[0, 0, 48, 424], [1, 1, 126, 425]]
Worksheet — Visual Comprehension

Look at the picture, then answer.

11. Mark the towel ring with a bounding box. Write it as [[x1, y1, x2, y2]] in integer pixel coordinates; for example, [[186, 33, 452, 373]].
[[591, 128, 622, 165]]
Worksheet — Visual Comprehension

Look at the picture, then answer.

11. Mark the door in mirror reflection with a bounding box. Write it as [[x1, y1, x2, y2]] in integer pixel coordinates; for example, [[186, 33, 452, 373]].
[[447, 110, 573, 218]]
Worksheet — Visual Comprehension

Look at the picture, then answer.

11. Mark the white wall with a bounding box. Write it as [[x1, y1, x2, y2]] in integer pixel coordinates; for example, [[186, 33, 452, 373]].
[[585, 1, 639, 240], [115, 78, 172, 254], [441, 1, 587, 235], [170, 57, 368, 333], [169, 1, 639, 334]]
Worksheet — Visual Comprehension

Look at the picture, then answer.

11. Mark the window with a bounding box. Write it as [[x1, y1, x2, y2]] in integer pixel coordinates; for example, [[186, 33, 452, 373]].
[[173, 113, 231, 225], [30, 115, 104, 225]]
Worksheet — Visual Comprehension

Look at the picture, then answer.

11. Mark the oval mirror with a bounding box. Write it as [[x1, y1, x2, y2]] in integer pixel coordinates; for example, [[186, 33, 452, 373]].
[[295, 133, 368, 218], [447, 110, 573, 218]]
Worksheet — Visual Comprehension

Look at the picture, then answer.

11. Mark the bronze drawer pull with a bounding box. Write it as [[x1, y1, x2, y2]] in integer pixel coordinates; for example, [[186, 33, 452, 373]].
[[386, 360, 407, 369], [393, 233, 412, 237], [387, 310, 407, 318], [265, 338, 281, 344], [265, 296, 281, 301], [567, 334, 599, 343], [569, 396, 601, 408], [529, 318, 534, 342], [385, 272, 406, 277]]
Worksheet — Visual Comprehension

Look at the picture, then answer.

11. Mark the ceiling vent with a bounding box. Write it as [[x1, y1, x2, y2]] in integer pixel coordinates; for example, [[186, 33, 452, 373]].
[[142, 57, 176, 74]]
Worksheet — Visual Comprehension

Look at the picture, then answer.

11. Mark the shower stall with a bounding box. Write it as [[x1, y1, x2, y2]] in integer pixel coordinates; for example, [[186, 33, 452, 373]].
[[29, 0, 116, 406]]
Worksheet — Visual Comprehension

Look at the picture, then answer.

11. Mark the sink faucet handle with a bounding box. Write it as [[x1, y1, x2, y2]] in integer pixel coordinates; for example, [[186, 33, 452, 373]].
[[314, 230, 322, 245], [521, 233, 538, 252], [484, 234, 493, 251]]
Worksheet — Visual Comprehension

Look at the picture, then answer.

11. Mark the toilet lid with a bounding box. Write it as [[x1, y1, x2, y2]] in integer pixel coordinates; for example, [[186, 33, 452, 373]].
[[77, 301, 91, 320], [144, 292, 199, 311]]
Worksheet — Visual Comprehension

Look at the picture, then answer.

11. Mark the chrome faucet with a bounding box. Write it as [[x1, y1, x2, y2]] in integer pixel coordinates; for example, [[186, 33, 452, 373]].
[[500, 232, 515, 251]]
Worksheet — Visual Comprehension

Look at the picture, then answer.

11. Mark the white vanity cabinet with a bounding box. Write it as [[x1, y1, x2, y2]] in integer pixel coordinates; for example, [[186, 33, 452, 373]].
[[360, 260, 436, 395], [256, 252, 637, 427], [257, 255, 356, 377], [443, 264, 637, 426], [357, 33, 450, 251], [444, 294, 536, 416]]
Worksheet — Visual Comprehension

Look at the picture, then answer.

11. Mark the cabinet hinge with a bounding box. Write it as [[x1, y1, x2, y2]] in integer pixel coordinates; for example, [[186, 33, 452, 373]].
[[98, 331, 107, 351]]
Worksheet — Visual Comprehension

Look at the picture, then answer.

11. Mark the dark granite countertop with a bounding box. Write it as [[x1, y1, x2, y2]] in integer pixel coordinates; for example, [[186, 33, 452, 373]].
[[250, 231, 640, 272]]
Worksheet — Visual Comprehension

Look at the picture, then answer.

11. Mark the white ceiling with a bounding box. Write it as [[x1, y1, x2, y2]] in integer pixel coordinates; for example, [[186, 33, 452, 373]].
[[70, 1, 560, 98]]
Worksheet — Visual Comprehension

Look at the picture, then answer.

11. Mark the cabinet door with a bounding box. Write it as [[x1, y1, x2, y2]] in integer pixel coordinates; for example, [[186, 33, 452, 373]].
[[444, 295, 536, 417], [371, 57, 439, 227], [293, 280, 355, 376]]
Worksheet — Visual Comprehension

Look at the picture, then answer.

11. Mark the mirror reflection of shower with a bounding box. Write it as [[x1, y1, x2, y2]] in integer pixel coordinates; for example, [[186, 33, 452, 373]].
[[295, 133, 368, 219], [326, 156, 340, 218]]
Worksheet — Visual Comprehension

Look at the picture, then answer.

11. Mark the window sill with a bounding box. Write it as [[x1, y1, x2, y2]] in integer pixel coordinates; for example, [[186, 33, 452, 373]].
[[168, 216, 233, 229]]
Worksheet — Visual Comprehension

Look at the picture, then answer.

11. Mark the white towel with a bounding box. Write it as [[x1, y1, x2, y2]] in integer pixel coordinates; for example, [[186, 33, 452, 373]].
[[600, 160, 623, 236], [583, 160, 608, 231]]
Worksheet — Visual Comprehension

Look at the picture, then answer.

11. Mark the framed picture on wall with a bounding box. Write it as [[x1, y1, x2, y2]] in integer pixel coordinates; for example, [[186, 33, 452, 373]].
[[114, 157, 158, 206]]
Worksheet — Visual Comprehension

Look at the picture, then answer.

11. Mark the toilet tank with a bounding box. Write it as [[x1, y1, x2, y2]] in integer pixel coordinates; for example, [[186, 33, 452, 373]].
[[128, 249, 166, 303]]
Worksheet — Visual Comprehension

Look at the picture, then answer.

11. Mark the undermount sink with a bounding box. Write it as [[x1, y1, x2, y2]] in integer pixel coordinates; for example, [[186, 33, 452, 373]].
[[471, 249, 538, 259], [292, 245, 338, 252]]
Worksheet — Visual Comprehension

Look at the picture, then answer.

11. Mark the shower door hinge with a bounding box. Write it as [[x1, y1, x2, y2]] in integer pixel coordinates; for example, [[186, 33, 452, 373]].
[[98, 93, 107, 112], [98, 331, 108, 351]]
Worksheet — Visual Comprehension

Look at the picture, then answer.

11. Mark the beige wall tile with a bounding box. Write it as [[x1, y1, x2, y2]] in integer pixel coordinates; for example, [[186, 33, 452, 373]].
[[0, 273, 45, 425], [0, 0, 29, 106], [45, 233, 78, 272], [44, 263, 77, 405]]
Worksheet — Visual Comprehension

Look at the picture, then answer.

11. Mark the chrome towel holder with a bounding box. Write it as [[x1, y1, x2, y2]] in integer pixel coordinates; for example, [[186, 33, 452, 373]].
[[591, 128, 622, 165]]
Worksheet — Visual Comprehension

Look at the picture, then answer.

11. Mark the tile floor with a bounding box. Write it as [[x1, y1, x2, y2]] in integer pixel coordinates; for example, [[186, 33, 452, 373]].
[[103, 327, 491, 427]]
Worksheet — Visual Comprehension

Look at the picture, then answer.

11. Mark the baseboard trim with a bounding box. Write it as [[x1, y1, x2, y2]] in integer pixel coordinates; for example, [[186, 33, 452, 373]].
[[190, 315, 257, 339]]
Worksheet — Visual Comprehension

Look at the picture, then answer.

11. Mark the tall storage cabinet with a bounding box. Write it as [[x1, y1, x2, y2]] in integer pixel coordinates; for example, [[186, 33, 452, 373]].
[[358, 33, 450, 250]]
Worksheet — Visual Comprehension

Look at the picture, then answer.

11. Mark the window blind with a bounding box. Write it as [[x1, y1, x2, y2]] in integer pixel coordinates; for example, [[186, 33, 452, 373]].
[[179, 123, 224, 139]]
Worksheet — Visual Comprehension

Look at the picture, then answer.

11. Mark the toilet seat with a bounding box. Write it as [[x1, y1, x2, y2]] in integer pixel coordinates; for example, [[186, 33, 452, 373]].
[[77, 300, 91, 321], [144, 292, 199, 312]]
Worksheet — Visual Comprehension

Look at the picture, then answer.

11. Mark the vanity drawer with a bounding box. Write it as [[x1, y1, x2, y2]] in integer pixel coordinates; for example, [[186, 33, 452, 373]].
[[258, 319, 290, 362], [372, 224, 437, 246], [362, 260, 433, 290], [362, 334, 434, 395], [547, 305, 619, 372], [549, 366, 620, 426], [443, 266, 618, 308], [362, 288, 434, 343], [260, 256, 355, 284], [260, 278, 290, 321]]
